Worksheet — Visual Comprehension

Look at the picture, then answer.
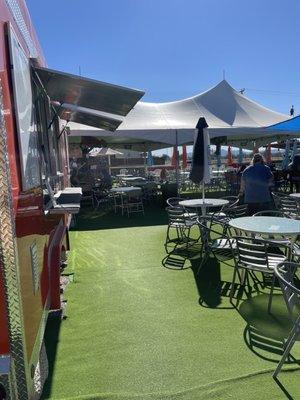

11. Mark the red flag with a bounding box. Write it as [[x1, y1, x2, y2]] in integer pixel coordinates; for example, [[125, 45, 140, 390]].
[[171, 146, 177, 167], [182, 145, 187, 169], [227, 146, 233, 166]]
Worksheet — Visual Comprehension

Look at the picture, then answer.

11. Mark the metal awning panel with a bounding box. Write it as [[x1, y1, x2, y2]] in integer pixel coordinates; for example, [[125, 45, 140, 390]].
[[56, 104, 123, 131], [34, 66, 144, 116]]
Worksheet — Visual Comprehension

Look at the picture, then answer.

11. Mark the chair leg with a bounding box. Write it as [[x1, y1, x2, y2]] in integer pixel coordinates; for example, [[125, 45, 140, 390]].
[[230, 265, 238, 301], [185, 227, 191, 253], [165, 226, 179, 254], [164, 226, 171, 252], [197, 244, 207, 275], [267, 274, 276, 314], [273, 323, 300, 378]]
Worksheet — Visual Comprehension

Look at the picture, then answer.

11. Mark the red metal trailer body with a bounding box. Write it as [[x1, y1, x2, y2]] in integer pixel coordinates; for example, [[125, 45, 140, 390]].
[[0, 1, 144, 399], [0, 1, 73, 398]]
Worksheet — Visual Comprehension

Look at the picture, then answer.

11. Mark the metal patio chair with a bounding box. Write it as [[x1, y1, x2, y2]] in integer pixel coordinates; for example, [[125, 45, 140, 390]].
[[196, 216, 236, 274], [213, 203, 249, 228], [165, 206, 199, 254], [253, 210, 290, 218], [224, 203, 248, 219], [166, 197, 184, 207], [92, 188, 113, 211], [166, 197, 197, 218], [273, 261, 300, 378], [221, 196, 239, 206], [124, 192, 145, 217], [231, 236, 288, 308], [272, 193, 299, 219], [209, 196, 242, 223]]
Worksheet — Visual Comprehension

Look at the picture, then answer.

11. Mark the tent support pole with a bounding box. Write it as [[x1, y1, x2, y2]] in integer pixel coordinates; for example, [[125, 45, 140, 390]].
[[143, 144, 147, 176], [108, 154, 111, 175], [175, 130, 179, 193]]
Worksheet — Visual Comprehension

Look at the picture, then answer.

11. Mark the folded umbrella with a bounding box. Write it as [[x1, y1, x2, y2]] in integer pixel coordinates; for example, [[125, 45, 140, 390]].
[[189, 117, 210, 184]]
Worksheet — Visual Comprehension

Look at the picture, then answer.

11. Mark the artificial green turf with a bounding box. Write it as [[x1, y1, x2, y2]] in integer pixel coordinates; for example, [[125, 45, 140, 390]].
[[42, 208, 300, 400]]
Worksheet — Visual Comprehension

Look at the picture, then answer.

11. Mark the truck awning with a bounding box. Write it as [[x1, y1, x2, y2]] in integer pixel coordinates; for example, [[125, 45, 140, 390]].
[[33, 66, 144, 117], [55, 103, 123, 131]]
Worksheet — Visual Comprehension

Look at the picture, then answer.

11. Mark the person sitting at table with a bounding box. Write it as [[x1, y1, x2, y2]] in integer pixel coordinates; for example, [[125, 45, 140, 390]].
[[239, 153, 274, 215]]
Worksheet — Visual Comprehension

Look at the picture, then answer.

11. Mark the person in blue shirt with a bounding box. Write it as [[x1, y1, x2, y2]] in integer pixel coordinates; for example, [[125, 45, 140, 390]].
[[239, 153, 274, 215]]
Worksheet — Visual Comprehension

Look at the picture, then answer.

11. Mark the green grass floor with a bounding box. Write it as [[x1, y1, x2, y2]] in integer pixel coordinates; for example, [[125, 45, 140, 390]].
[[42, 205, 300, 400]]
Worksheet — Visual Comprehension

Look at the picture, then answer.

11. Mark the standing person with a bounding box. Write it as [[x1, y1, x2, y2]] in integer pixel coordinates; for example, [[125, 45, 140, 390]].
[[239, 153, 274, 215]]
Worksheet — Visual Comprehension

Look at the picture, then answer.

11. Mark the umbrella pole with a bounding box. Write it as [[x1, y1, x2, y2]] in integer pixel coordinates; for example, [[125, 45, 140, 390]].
[[108, 154, 111, 175], [202, 183, 206, 215]]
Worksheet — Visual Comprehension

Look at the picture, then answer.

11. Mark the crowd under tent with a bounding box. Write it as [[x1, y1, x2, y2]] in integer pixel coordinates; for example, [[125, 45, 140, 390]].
[[67, 79, 300, 151]]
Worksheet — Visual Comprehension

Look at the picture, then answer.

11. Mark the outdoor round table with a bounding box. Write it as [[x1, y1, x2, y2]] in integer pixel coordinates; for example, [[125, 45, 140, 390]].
[[122, 176, 146, 182], [229, 216, 300, 237], [229, 216, 300, 259], [289, 193, 300, 200], [178, 198, 229, 216], [116, 174, 133, 179], [111, 186, 142, 194]]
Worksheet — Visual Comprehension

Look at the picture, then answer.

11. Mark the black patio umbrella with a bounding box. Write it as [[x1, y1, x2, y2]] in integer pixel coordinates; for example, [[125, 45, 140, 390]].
[[189, 117, 209, 184]]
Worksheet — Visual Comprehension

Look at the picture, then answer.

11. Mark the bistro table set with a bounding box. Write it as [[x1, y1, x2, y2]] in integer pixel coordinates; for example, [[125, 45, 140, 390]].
[[109, 175, 159, 217], [164, 192, 300, 378], [111, 186, 144, 217]]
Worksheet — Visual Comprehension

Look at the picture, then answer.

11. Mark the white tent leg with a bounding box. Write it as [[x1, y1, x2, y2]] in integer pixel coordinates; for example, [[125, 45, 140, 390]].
[[175, 130, 179, 193]]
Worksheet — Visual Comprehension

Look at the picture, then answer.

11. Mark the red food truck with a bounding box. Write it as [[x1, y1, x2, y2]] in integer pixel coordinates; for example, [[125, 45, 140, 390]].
[[0, 1, 144, 398]]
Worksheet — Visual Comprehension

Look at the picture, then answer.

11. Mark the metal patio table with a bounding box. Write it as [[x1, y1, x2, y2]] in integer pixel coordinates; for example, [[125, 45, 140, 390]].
[[179, 198, 229, 216], [111, 186, 142, 214], [289, 193, 300, 200], [229, 216, 300, 259]]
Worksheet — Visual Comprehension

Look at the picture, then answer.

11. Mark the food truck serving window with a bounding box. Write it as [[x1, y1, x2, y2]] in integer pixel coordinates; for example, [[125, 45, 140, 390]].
[[8, 24, 41, 190], [32, 79, 61, 181]]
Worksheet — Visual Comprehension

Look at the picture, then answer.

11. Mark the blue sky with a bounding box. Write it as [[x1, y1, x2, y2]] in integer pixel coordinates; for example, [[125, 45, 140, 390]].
[[26, 0, 300, 116]]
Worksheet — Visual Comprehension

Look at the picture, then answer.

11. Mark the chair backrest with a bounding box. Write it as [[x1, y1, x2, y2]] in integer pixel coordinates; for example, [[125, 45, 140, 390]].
[[166, 206, 187, 225], [253, 210, 289, 218], [280, 198, 298, 215], [166, 197, 184, 207], [225, 203, 248, 219], [221, 196, 238, 205], [274, 262, 300, 318], [273, 193, 298, 216], [235, 237, 270, 270]]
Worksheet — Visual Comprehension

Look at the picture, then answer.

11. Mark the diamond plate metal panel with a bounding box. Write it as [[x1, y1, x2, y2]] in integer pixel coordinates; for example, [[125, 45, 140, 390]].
[[4, 0, 37, 57], [0, 82, 29, 398], [0, 356, 18, 399]]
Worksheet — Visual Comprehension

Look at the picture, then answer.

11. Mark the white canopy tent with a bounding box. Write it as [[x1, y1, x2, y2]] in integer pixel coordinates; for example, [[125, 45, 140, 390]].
[[68, 79, 298, 151]]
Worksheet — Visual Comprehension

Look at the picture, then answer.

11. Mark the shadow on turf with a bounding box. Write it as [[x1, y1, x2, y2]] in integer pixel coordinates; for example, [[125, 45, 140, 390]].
[[162, 244, 236, 309], [74, 190, 231, 231], [40, 314, 62, 399], [238, 293, 300, 400], [73, 204, 168, 231], [191, 256, 236, 309]]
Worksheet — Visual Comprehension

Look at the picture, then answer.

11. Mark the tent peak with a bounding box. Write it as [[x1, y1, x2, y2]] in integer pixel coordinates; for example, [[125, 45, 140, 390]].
[[138, 79, 238, 107], [207, 78, 240, 94]]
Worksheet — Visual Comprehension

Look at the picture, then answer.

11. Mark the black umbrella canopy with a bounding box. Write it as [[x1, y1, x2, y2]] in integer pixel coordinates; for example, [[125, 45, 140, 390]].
[[189, 117, 209, 184]]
